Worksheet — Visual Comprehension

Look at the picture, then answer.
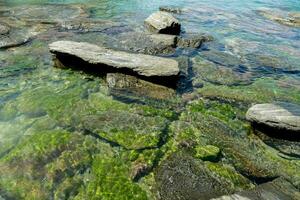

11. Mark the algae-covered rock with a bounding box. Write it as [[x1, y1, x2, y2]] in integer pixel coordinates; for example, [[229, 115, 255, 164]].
[[155, 152, 252, 200], [213, 177, 300, 200], [192, 56, 251, 86], [179, 103, 300, 189], [195, 145, 221, 161], [0, 130, 114, 200], [196, 77, 300, 105], [74, 156, 148, 200], [83, 111, 168, 149]]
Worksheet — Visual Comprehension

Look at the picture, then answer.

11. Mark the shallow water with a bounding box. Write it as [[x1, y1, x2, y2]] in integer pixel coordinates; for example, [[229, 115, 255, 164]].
[[0, 0, 300, 199]]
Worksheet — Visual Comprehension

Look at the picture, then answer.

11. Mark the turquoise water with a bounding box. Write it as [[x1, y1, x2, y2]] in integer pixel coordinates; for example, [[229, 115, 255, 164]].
[[0, 0, 300, 199]]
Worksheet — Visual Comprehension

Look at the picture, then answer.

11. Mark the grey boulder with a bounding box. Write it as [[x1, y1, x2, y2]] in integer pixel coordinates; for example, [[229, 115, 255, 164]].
[[246, 103, 300, 136], [49, 40, 179, 78], [144, 11, 181, 35]]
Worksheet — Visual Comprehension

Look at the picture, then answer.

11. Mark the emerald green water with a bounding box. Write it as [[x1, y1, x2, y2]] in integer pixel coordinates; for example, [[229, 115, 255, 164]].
[[0, 0, 300, 199]]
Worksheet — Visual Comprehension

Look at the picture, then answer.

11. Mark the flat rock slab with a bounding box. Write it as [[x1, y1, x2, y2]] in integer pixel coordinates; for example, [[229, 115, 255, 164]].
[[49, 41, 179, 78], [246, 103, 300, 137], [145, 11, 181, 35]]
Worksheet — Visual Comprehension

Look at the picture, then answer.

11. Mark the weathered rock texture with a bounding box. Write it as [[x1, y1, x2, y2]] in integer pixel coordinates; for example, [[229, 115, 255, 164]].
[[246, 103, 300, 139], [144, 11, 181, 35], [49, 41, 180, 79]]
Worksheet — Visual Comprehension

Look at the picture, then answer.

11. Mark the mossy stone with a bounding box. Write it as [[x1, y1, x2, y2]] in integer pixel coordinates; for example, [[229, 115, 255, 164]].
[[194, 145, 221, 161]]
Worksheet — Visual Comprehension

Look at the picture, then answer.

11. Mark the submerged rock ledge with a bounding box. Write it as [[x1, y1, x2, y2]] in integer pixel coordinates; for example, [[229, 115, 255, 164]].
[[49, 41, 180, 85]]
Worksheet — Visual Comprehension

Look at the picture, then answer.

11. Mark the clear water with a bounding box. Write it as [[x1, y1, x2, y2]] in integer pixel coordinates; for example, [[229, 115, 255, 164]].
[[0, 0, 300, 199]]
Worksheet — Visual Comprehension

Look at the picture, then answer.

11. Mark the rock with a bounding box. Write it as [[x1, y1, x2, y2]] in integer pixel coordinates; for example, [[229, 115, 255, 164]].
[[144, 11, 181, 35], [177, 33, 213, 48], [8, 4, 88, 24], [113, 32, 177, 55], [159, 6, 182, 14], [0, 23, 9, 35], [194, 145, 221, 161], [246, 103, 300, 139], [212, 177, 300, 200], [106, 73, 175, 99], [59, 19, 131, 34], [49, 41, 179, 79], [257, 9, 300, 28], [0, 28, 32, 49], [155, 152, 252, 200]]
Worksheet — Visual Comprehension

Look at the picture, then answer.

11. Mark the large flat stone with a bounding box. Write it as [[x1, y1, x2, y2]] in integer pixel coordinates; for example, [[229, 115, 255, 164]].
[[49, 41, 179, 78], [246, 103, 300, 138]]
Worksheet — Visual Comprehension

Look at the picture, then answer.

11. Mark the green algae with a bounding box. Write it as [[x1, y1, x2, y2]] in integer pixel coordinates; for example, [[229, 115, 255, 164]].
[[195, 145, 221, 161], [83, 111, 167, 149], [74, 156, 148, 200], [205, 162, 254, 191], [196, 77, 300, 105], [0, 130, 114, 199]]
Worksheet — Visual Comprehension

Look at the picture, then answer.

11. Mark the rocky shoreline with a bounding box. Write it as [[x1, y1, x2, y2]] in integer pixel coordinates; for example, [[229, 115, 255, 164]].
[[0, 3, 299, 200]]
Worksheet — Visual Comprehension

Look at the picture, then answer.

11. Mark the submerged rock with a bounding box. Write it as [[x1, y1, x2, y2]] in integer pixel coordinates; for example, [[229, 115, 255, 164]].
[[0, 27, 32, 49], [59, 19, 131, 34], [258, 9, 300, 28], [0, 23, 9, 35], [212, 177, 300, 200], [7, 4, 88, 24], [113, 31, 177, 55], [159, 6, 182, 14], [144, 11, 181, 35], [155, 152, 252, 200], [177, 33, 213, 48], [106, 73, 175, 99], [49, 41, 179, 80], [246, 103, 300, 139]]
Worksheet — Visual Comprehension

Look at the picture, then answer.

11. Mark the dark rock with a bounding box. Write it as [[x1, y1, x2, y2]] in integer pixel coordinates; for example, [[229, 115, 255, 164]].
[[246, 103, 300, 140], [159, 6, 182, 14], [144, 11, 181, 35], [49, 41, 180, 79], [155, 152, 238, 200], [177, 33, 213, 48], [113, 32, 177, 55], [106, 73, 176, 99], [212, 177, 300, 200]]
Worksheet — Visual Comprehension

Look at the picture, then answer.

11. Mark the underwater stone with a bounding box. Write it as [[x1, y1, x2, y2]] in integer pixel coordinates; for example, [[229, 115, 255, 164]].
[[212, 177, 300, 200], [257, 9, 300, 28], [246, 103, 300, 138], [49, 41, 180, 79], [113, 31, 177, 55], [144, 11, 181, 35], [155, 152, 248, 200], [0, 23, 9, 35], [159, 6, 182, 14], [177, 33, 213, 48]]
